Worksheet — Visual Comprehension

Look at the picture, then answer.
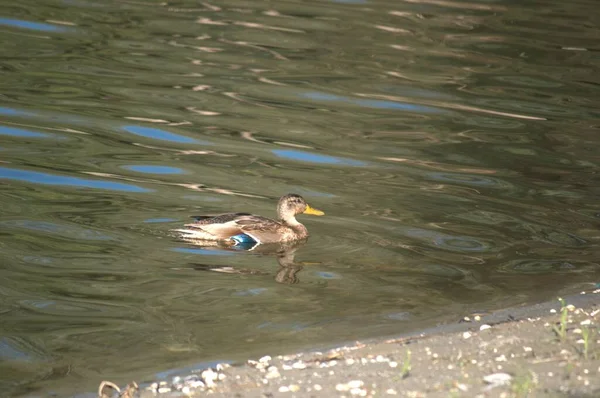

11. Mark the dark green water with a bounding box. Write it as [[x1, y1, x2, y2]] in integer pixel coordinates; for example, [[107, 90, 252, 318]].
[[1, 0, 599, 395]]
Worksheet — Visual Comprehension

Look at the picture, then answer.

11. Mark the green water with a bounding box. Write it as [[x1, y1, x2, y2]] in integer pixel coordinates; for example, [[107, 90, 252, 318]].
[[1, 0, 599, 395]]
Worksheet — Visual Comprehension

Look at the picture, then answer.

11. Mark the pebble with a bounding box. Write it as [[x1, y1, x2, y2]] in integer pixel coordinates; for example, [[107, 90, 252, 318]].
[[158, 387, 171, 393], [483, 373, 512, 384], [581, 319, 592, 325], [386, 388, 398, 395], [346, 358, 355, 365], [336, 383, 349, 392], [495, 355, 507, 362], [463, 331, 472, 339], [389, 361, 398, 368], [265, 371, 280, 379], [279, 386, 289, 393], [259, 355, 272, 363], [189, 381, 205, 389], [376, 355, 387, 362], [350, 387, 368, 396], [201, 369, 218, 388], [289, 384, 300, 392], [456, 383, 469, 391], [336, 380, 364, 392], [479, 324, 491, 331], [523, 346, 533, 352], [292, 361, 307, 369], [314, 384, 322, 391]]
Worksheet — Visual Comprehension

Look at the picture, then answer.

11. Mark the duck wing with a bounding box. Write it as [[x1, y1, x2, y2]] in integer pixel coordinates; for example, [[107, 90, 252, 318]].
[[191, 212, 252, 224], [179, 213, 284, 243], [235, 215, 288, 243]]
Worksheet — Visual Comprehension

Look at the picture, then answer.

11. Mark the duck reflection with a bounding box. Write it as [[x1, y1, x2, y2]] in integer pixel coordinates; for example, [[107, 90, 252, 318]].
[[173, 193, 324, 284], [183, 239, 308, 285]]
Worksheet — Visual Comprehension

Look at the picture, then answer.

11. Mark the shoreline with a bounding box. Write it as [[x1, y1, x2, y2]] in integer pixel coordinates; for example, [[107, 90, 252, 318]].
[[100, 289, 600, 397]]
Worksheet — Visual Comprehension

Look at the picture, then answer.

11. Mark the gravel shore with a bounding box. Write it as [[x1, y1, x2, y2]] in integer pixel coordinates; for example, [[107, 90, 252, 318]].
[[100, 289, 600, 398]]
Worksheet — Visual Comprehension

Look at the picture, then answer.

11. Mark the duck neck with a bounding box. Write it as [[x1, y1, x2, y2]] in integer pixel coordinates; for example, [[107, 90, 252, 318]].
[[280, 215, 308, 237]]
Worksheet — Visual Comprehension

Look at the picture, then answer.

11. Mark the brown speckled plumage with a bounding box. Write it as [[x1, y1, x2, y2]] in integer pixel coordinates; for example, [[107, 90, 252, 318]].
[[173, 194, 324, 244]]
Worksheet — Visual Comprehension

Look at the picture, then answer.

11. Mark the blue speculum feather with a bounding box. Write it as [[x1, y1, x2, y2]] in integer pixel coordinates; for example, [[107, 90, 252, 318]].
[[231, 234, 257, 244]]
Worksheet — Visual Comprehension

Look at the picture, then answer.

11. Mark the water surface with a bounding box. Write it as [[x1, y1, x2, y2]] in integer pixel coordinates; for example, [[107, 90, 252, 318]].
[[1, 0, 600, 395]]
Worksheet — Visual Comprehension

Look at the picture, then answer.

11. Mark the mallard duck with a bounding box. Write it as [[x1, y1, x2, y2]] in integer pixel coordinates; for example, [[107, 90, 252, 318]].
[[174, 193, 324, 244]]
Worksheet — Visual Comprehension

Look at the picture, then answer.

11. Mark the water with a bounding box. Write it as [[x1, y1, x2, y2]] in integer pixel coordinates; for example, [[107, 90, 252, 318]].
[[1, 0, 599, 395]]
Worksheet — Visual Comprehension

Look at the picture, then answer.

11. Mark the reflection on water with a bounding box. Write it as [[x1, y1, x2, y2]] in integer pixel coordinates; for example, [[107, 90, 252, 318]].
[[1, 0, 600, 395], [187, 241, 308, 285]]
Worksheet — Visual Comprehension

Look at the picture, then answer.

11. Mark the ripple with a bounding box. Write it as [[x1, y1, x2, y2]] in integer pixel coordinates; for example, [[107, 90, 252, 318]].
[[315, 271, 341, 279], [123, 165, 186, 174], [528, 228, 588, 247], [0, 166, 152, 192], [475, 98, 581, 117], [171, 247, 236, 256], [454, 210, 520, 225], [498, 259, 592, 274], [0, 107, 33, 116], [301, 91, 444, 114], [384, 312, 411, 321], [122, 125, 212, 145], [144, 218, 178, 223], [402, 227, 492, 253], [427, 172, 511, 189], [492, 75, 563, 88], [461, 115, 524, 129], [0, 220, 113, 240], [0, 337, 49, 362], [272, 149, 366, 166], [0, 125, 54, 139], [0, 18, 72, 32], [17, 298, 117, 316], [233, 288, 268, 296]]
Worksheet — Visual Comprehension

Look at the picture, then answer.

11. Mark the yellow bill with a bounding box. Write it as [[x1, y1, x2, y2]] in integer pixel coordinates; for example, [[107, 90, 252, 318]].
[[303, 204, 324, 216]]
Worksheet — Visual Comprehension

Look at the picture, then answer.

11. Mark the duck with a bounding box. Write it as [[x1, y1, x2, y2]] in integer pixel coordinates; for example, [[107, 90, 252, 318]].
[[174, 193, 324, 245]]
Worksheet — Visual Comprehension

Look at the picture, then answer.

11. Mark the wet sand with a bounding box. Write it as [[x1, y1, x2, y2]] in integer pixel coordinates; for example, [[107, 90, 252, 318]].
[[101, 289, 600, 397]]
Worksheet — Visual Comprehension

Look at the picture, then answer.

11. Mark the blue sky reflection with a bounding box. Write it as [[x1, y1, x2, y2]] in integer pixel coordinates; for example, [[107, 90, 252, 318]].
[[0, 18, 71, 32], [272, 149, 366, 166], [302, 92, 443, 114], [0, 167, 151, 192], [122, 125, 211, 145]]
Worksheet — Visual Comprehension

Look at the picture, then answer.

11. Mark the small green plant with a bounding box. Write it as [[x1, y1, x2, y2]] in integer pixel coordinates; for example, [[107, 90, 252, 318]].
[[552, 297, 568, 341], [581, 327, 594, 360], [401, 349, 411, 379], [511, 371, 535, 398]]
